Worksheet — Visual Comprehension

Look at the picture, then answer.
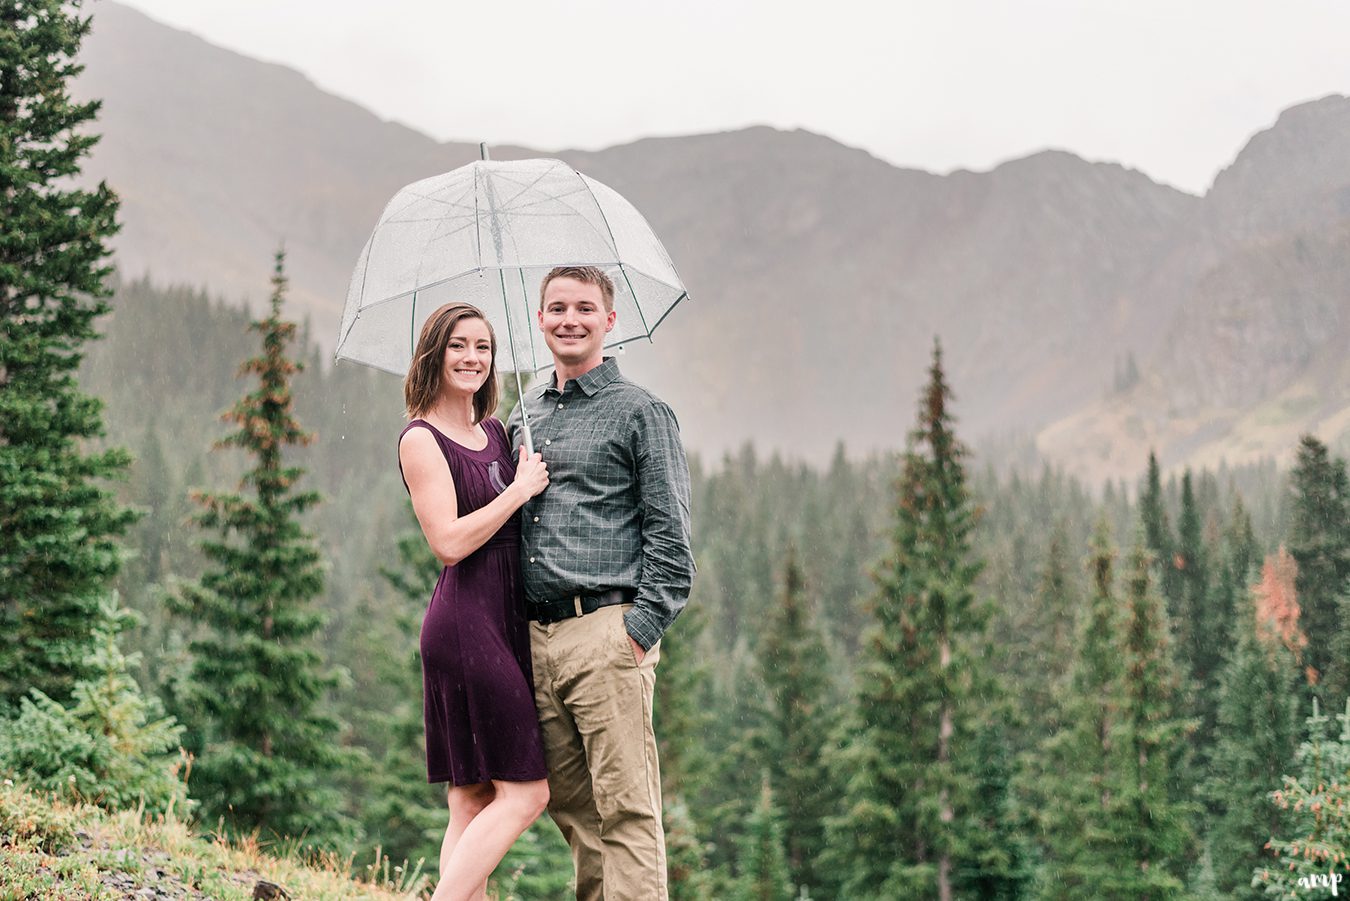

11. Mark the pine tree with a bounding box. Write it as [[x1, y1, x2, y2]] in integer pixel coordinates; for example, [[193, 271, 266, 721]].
[[825, 339, 992, 900], [170, 250, 353, 845], [0, 0, 135, 709], [665, 798, 717, 901], [1139, 452, 1177, 611], [1113, 538, 1195, 897], [754, 548, 837, 895], [1016, 522, 1080, 735], [1287, 436, 1350, 698], [127, 423, 173, 589], [733, 775, 794, 901], [1176, 471, 1215, 690], [0, 593, 186, 813], [1029, 525, 1193, 899], [1210, 496, 1260, 667], [348, 515, 444, 866], [1029, 519, 1128, 899], [1255, 698, 1350, 896], [1206, 553, 1300, 898], [655, 599, 716, 804]]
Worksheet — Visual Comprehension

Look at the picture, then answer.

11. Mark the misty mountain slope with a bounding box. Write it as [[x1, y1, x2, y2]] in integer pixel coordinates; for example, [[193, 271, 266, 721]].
[[1038, 99, 1350, 480], [73, 3, 1350, 478], [77, 1, 482, 312]]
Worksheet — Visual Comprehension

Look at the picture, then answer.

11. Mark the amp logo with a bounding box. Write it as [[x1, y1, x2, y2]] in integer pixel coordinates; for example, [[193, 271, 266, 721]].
[[1297, 871, 1344, 895]]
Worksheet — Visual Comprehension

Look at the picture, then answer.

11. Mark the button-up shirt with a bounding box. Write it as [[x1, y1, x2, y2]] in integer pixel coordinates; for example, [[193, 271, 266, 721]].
[[506, 357, 694, 650]]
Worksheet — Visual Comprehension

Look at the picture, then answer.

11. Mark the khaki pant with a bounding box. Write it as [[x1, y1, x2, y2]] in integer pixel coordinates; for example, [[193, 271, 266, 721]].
[[530, 604, 667, 901]]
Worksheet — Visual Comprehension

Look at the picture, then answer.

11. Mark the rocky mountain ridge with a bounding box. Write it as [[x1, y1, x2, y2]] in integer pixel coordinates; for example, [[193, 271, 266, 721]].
[[73, 2, 1350, 482]]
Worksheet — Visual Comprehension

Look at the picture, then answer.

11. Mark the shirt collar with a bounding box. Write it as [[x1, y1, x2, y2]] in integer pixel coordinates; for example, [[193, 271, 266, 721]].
[[543, 357, 620, 398]]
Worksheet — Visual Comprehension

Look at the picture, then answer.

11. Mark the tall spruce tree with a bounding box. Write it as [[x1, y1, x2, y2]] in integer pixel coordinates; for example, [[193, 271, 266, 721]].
[[652, 601, 721, 895], [1205, 551, 1300, 898], [1287, 436, 1350, 699], [0, 0, 135, 708], [754, 548, 836, 895], [825, 340, 993, 900], [1139, 452, 1183, 625], [171, 250, 352, 845], [1015, 522, 1079, 738], [1114, 538, 1194, 897], [733, 775, 794, 901], [1029, 524, 1193, 899], [1029, 519, 1127, 899], [1176, 471, 1215, 687]]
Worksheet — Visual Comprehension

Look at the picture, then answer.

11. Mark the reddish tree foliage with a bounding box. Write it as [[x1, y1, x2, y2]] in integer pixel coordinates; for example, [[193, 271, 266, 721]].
[[1253, 546, 1308, 666]]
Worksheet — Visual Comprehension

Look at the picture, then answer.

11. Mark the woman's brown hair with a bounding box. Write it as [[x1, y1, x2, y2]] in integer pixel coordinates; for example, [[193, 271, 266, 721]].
[[404, 302, 500, 423]]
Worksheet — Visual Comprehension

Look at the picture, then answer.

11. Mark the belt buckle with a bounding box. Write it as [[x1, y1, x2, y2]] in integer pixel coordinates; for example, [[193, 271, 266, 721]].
[[573, 594, 583, 618]]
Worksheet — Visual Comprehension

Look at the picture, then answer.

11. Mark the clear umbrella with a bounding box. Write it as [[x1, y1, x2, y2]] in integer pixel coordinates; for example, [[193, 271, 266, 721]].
[[335, 147, 689, 451]]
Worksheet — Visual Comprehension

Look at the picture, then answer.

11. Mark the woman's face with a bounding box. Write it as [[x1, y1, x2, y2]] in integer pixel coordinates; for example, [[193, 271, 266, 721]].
[[441, 316, 493, 398]]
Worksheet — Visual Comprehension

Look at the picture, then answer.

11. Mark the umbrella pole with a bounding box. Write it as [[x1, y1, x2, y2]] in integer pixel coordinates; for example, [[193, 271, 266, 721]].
[[514, 367, 534, 456]]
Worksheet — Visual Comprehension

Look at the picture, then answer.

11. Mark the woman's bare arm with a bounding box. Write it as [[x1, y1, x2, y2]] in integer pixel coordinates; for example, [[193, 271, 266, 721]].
[[399, 428, 548, 566]]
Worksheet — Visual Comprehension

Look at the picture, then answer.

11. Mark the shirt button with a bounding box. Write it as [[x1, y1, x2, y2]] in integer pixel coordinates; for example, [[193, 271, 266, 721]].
[[544, 439, 551, 446], [557, 403, 565, 410], [533, 516, 540, 523], [529, 556, 535, 563]]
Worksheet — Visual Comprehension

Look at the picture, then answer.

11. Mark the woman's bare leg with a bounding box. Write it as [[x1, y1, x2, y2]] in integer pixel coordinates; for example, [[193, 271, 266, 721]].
[[431, 778, 549, 901], [439, 783, 494, 894]]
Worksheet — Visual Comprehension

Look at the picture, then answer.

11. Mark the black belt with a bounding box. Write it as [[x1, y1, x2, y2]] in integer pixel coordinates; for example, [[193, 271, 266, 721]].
[[530, 588, 634, 625]]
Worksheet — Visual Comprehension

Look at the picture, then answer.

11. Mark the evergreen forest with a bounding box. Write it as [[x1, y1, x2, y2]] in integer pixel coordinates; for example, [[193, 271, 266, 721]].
[[4, 4, 1350, 898]]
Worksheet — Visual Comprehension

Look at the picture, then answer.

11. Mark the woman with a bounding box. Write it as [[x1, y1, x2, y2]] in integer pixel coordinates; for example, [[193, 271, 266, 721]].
[[397, 301, 550, 901]]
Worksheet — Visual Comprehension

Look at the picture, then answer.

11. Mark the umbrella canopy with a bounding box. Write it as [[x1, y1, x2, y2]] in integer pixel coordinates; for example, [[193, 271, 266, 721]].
[[336, 157, 688, 376]]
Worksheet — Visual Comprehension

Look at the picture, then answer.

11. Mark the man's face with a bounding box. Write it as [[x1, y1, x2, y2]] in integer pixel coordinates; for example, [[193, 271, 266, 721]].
[[538, 277, 615, 369]]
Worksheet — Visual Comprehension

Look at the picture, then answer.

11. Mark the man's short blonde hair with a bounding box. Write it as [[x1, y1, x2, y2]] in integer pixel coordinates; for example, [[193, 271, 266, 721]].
[[540, 266, 615, 312]]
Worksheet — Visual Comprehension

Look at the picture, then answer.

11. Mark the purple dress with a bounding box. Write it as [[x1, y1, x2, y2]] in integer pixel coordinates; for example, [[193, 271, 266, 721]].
[[398, 417, 547, 786]]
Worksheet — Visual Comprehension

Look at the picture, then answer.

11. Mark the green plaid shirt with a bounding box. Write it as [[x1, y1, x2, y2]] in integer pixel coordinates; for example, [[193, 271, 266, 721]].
[[506, 358, 694, 649]]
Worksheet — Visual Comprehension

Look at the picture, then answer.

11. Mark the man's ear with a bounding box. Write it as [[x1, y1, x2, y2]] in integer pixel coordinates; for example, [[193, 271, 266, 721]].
[[606, 309, 617, 332]]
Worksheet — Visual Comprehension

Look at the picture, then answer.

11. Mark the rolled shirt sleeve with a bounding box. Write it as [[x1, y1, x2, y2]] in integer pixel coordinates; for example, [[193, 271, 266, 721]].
[[625, 400, 695, 650]]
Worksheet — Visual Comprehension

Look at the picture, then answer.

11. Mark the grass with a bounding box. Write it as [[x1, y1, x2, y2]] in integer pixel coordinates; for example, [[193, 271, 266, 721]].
[[0, 780, 429, 900]]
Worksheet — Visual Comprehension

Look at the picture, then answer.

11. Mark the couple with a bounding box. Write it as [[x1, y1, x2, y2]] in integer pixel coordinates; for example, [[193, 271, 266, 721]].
[[397, 265, 695, 901]]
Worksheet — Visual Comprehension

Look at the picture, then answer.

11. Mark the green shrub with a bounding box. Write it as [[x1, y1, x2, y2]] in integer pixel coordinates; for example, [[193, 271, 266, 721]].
[[0, 595, 188, 814]]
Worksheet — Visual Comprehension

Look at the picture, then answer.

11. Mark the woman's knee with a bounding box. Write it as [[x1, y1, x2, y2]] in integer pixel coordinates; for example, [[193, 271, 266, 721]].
[[498, 779, 549, 821], [448, 782, 495, 818]]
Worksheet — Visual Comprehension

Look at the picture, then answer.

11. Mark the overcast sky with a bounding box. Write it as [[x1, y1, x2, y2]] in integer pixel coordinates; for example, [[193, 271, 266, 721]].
[[114, 0, 1350, 195]]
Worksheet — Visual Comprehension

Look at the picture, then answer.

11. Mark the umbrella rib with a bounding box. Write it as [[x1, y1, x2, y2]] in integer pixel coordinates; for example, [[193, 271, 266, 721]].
[[517, 265, 541, 372], [409, 290, 418, 360], [335, 303, 363, 354], [493, 183, 591, 213], [643, 289, 689, 337], [474, 166, 483, 269], [381, 182, 477, 222], [577, 176, 648, 335], [489, 162, 564, 210], [378, 215, 475, 225], [410, 198, 468, 296], [422, 218, 479, 246], [511, 184, 618, 255], [386, 195, 478, 219]]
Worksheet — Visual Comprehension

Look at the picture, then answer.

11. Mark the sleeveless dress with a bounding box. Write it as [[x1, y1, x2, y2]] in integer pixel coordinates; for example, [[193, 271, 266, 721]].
[[398, 417, 548, 785]]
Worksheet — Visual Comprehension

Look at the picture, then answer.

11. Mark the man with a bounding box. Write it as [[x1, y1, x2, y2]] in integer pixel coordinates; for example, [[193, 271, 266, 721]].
[[507, 265, 694, 900]]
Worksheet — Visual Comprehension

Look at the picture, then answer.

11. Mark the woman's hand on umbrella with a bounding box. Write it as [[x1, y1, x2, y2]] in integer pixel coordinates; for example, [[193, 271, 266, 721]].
[[514, 446, 550, 499]]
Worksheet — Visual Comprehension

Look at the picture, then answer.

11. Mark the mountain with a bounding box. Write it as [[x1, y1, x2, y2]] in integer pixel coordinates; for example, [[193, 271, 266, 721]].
[[1038, 96, 1350, 479], [73, 2, 1350, 481]]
